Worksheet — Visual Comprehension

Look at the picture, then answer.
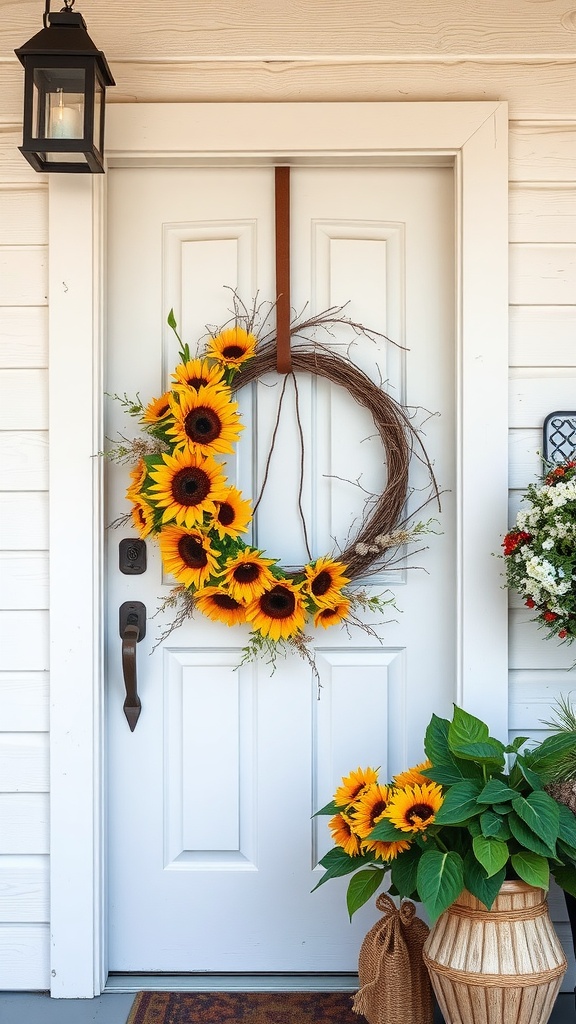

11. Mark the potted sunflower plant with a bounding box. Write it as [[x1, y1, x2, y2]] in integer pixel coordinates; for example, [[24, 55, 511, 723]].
[[314, 704, 576, 1024]]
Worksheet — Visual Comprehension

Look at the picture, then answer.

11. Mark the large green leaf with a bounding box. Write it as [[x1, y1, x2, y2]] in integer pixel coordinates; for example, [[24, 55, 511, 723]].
[[313, 800, 340, 817], [424, 714, 452, 765], [511, 791, 560, 851], [480, 810, 511, 840], [525, 733, 576, 781], [369, 817, 409, 842], [558, 803, 576, 848], [552, 863, 576, 899], [424, 763, 480, 785], [508, 812, 557, 858], [514, 756, 543, 791], [472, 835, 509, 877], [448, 706, 489, 751], [390, 844, 420, 899], [478, 779, 516, 805], [463, 851, 505, 910], [311, 847, 363, 891], [510, 851, 550, 890], [417, 850, 464, 921], [557, 837, 576, 864], [433, 780, 483, 825], [346, 868, 386, 919], [450, 740, 506, 767]]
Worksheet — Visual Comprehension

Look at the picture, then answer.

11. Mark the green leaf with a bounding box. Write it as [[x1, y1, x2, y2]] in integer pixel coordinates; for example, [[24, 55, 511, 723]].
[[463, 851, 505, 910], [433, 780, 484, 825], [514, 756, 544, 791], [450, 740, 506, 767], [510, 851, 550, 890], [557, 837, 576, 863], [424, 714, 452, 765], [552, 863, 576, 899], [511, 791, 560, 851], [167, 308, 177, 330], [311, 847, 363, 891], [508, 811, 558, 859], [369, 817, 409, 842], [417, 850, 464, 922], [558, 802, 576, 848], [424, 763, 481, 785], [390, 844, 420, 899], [504, 737, 530, 754], [346, 868, 386, 919], [448, 706, 489, 752], [526, 733, 576, 781], [478, 779, 515, 804], [480, 810, 511, 839], [472, 835, 509, 877], [313, 800, 340, 817]]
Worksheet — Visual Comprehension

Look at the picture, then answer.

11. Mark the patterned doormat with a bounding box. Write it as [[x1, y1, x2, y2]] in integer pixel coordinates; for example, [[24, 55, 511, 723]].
[[126, 991, 365, 1024]]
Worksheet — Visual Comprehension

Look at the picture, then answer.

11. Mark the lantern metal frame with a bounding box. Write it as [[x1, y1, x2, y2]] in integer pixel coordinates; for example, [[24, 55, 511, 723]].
[[15, 0, 115, 173]]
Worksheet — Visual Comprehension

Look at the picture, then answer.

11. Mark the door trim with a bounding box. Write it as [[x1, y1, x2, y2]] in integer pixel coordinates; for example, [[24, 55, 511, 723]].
[[48, 101, 508, 996]]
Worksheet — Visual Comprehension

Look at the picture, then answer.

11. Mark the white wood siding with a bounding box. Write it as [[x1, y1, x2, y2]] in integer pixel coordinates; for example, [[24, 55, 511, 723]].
[[1, 0, 576, 991]]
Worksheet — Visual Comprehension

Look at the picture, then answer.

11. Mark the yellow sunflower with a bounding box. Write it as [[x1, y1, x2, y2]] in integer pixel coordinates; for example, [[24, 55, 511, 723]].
[[206, 325, 257, 367], [245, 579, 307, 641], [158, 526, 220, 589], [303, 556, 350, 608], [383, 782, 444, 834], [220, 548, 276, 603], [334, 767, 379, 809], [328, 813, 362, 857], [361, 838, 411, 862], [353, 783, 392, 838], [167, 385, 244, 456], [211, 487, 253, 540], [141, 392, 172, 424], [194, 586, 246, 626], [130, 498, 155, 539], [314, 599, 350, 629], [392, 759, 433, 789], [126, 459, 147, 503], [147, 448, 228, 529], [171, 357, 227, 392]]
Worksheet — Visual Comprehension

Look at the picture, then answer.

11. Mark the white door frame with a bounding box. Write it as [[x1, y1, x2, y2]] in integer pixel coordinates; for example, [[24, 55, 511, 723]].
[[48, 101, 508, 997]]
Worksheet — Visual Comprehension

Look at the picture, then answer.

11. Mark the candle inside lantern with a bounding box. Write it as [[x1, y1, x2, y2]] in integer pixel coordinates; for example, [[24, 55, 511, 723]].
[[48, 89, 82, 139]]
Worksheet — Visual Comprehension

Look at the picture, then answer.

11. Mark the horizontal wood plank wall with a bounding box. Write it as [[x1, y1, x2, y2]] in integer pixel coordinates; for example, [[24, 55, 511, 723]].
[[2, 6, 576, 987]]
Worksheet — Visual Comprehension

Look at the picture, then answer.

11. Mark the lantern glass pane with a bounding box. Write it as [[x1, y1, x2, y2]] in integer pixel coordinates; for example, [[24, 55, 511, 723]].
[[32, 68, 85, 140], [93, 78, 103, 151]]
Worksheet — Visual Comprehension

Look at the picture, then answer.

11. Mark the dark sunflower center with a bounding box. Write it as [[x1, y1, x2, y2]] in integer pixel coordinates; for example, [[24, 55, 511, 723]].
[[311, 570, 332, 597], [213, 594, 242, 610], [178, 535, 208, 568], [222, 345, 245, 359], [406, 803, 434, 824], [233, 563, 260, 583], [217, 502, 235, 526], [184, 407, 222, 443], [186, 376, 208, 390], [369, 801, 387, 826], [172, 466, 211, 506], [260, 585, 295, 619]]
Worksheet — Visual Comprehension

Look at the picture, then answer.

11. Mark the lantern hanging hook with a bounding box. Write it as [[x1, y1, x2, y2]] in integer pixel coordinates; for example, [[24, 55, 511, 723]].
[[43, 0, 76, 27]]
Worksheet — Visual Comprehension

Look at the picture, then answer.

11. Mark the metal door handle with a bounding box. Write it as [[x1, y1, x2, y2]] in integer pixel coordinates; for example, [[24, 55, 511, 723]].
[[119, 601, 146, 731]]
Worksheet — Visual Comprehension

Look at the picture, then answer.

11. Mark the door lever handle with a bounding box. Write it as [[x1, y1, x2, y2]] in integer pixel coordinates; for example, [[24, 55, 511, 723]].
[[119, 601, 146, 731]]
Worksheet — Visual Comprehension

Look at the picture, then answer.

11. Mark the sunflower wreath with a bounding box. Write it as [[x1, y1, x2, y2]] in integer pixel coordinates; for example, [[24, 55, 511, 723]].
[[106, 296, 440, 671]]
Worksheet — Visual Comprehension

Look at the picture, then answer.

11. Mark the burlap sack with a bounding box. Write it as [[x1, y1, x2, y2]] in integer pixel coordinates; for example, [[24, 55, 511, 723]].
[[352, 893, 434, 1024]]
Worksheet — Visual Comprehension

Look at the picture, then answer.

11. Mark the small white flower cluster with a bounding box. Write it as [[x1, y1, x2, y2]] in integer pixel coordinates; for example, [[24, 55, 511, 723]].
[[521, 553, 572, 597]]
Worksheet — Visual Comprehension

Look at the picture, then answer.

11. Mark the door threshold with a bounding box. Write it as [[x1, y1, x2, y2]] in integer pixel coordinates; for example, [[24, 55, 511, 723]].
[[105, 973, 359, 993]]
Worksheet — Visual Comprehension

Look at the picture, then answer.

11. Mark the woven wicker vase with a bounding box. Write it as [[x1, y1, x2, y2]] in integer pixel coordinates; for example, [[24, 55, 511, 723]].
[[422, 881, 567, 1024]]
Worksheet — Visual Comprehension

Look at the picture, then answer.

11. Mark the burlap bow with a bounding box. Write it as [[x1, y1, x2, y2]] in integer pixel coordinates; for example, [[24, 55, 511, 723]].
[[352, 893, 434, 1024]]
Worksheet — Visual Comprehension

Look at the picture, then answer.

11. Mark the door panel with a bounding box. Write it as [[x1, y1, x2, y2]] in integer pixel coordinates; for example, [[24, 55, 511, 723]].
[[106, 164, 454, 971]]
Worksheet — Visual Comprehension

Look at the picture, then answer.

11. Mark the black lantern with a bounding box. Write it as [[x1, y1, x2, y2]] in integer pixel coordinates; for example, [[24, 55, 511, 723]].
[[15, 0, 115, 174]]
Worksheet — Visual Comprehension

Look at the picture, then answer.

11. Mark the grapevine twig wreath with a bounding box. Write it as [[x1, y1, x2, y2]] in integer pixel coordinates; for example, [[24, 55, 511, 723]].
[[105, 294, 441, 673]]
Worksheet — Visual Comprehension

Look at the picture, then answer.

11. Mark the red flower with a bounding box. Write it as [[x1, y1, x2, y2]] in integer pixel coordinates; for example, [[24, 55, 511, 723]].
[[525, 598, 536, 609], [543, 611, 557, 622], [558, 629, 568, 639], [503, 531, 532, 557], [545, 460, 576, 485]]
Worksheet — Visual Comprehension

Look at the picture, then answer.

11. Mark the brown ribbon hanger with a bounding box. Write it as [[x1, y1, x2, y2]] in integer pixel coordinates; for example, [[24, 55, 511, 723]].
[[275, 165, 291, 374]]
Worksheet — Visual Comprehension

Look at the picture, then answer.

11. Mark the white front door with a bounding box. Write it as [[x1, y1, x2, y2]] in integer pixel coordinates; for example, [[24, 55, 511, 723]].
[[105, 162, 455, 972]]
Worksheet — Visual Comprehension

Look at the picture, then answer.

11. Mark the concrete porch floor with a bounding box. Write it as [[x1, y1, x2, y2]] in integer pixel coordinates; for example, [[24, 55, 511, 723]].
[[0, 992, 573, 1023]]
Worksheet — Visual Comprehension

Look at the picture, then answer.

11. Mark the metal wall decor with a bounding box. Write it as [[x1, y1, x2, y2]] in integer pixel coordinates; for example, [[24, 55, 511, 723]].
[[543, 411, 576, 465], [15, 0, 115, 173]]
